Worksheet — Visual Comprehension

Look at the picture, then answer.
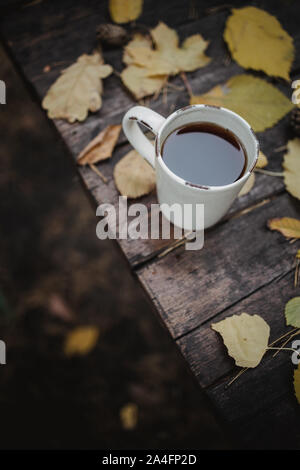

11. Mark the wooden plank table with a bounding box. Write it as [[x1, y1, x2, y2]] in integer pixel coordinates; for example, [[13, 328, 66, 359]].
[[2, 0, 300, 449]]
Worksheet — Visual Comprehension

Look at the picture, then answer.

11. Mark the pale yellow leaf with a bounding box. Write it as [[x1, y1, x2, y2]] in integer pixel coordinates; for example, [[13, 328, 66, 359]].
[[238, 172, 255, 197], [224, 6, 294, 80], [64, 326, 99, 357], [283, 138, 300, 200], [121, 22, 210, 99], [109, 0, 143, 24], [268, 217, 300, 239], [190, 74, 294, 132], [42, 53, 113, 123], [114, 149, 155, 198], [211, 313, 270, 368], [294, 366, 300, 404], [285, 297, 300, 328], [256, 150, 268, 169], [120, 403, 138, 430], [77, 125, 121, 165]]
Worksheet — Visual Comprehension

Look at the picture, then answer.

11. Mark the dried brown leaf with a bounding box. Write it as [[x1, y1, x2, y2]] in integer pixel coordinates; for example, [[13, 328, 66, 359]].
[[77, 125, 121, 165], [114, 149, 155, 198], [268, 217, 300, 239]]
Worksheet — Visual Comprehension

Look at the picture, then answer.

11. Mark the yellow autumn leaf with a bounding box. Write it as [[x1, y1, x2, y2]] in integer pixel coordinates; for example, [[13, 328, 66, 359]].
[[238, 172, 255, 197], [120, 403, 138, 430], [190, 74, 294, 132], [77, 125, 121, 165], [114, 149, 156, 198], [283, 138, 300, 200], [256, 150, 268, 169], [285, 297, 300, 328], [268, 217, 300, 239], [224, 7, 294, 81], [42, 53, 113, 123], [64, 326, 100, 357], [109, 0, 143, 24], [211, 313, 270, 368], [294, 366, 300, 404], [121, 22, 210, 99]]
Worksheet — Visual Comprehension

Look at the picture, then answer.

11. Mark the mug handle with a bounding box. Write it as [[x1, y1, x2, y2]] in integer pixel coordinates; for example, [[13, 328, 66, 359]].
[[122, 106, 166, 168]]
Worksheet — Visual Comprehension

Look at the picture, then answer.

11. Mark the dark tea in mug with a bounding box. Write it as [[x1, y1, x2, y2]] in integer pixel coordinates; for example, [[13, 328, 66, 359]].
[[161, 122, 247, 186]]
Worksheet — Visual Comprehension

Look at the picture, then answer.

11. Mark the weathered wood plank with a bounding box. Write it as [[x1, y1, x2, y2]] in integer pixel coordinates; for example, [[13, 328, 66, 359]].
[[137, 193, 300, 338], [177, 270, 298, 388]]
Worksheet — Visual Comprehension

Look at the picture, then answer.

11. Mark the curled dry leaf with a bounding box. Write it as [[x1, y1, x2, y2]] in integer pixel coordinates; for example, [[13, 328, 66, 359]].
[[109, 0, 143, 24], [77, 124, 121, 165], [114, 149, 155, 198], [211, 312, 270, 368], [283, 138, 300, 200], [238, 172, 255, 197], [190, 75, 294, 132], [42, 53, 113, 123], [285, 297, 300, 328], [120, 403, 138, 430], [268, 217, 300, 239], [97, 23, 129, 47], [121, 22, 210, 99], [294, 366, 300, 404], [224, 7, 294, 81], [64, 326, 100, 357]]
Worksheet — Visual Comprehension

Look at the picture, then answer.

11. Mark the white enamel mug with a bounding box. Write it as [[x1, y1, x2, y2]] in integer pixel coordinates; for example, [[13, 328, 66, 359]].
[[122, 104, 259, 230]]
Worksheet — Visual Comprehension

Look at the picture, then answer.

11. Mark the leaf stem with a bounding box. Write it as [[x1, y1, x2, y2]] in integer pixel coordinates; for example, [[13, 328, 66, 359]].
[[254, 168, 284, 177], [89, 163, 108, 183]]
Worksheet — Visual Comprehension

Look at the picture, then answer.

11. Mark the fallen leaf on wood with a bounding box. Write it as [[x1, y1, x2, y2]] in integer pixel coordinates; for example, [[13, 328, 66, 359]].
[[120, 403, 138, 430], [114, 149, 155, 198], [285, 297, 300, 328], [294, 366, 300, 404], [121, 22, 210, 99], [42, 52, 113, 123], [77, 125, 121, 165], [224, 6, 294, 80], [256, 150, 268, 169], [268, 217, 300, 239], [109, 0, 143, 24], [238, 172, 255, 197], [97, 23, 128, 47], [283, 138, 300, 200], [211, 313, 270, 368], [190, 74, 294, 132], [64, 326, 99, 357]]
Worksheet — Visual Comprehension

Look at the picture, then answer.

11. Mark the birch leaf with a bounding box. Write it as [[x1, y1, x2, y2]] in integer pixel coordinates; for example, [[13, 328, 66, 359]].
[[42, 53, 113, 123], [64, 326, 99, 357], [285, 297, 300, 328], [224, 6, 294, 80], [268, 217, 300, 239], [294, 366, 300, 404], [77, 125, 121, 165], [190, 74, 294, 132], [211, 313, 270, 368], [121, 22, 210, 99], [109, 0, 143, 24], [114, 149, 155, 198], [283, 138, 300, 200]]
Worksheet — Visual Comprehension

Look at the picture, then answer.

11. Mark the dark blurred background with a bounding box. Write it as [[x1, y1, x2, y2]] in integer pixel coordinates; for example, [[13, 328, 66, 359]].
[[0, 38, 230, 449]]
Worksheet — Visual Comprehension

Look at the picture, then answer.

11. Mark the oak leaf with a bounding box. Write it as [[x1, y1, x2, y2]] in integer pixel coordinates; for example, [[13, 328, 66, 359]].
[[109, 0, 143, 24], [64, 326, 99, 357], [77, 125, 121, 165], [42, 53, 113, 123], [285, 297, 300, 328], [121, 22, 210, 99], [268, 217, 300, 239], [114, 149, 155, 198], [190, 74, 294, 132], [224, 7, 294, 80], [283, 138, 300, 200], [211, 313, 270, 368]]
